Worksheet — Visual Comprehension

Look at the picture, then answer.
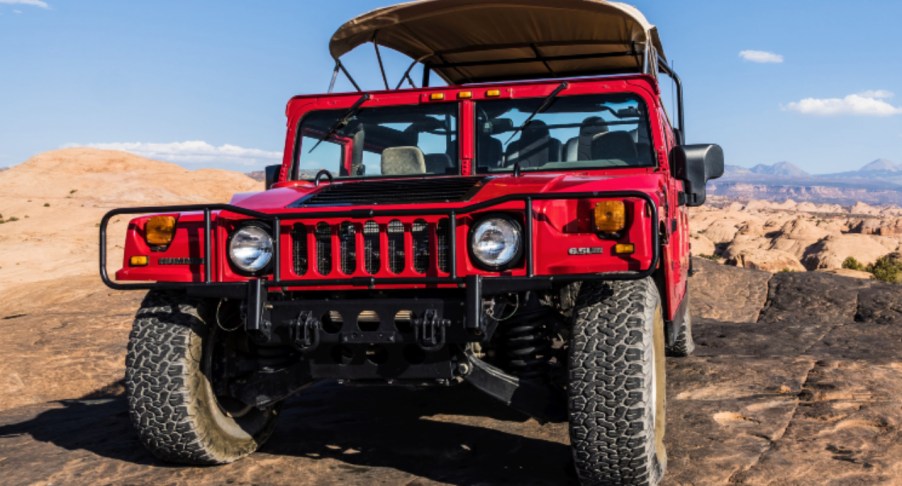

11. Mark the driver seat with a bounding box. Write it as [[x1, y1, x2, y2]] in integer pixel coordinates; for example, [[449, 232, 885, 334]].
[[504, 121, 561, 168]]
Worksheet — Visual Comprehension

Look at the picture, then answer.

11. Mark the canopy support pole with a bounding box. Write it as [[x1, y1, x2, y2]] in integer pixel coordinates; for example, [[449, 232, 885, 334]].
[[328, 63, 340, 93], [422, 66, 431, 88], [336, 60, 363, 92], [395, 57, 425, 90], [373, 33, 391, 90], [658, 58, 684, 142]]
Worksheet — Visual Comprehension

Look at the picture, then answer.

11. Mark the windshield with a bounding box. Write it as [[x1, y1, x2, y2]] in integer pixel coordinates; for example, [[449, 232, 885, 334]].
[[294, 103, 459, 180], [475, 94, 655, 173]]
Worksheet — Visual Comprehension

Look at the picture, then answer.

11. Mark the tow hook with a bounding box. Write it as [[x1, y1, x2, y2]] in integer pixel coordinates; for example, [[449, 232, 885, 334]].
[[291, 311, 321, 351], [413, 308, 450, 350]]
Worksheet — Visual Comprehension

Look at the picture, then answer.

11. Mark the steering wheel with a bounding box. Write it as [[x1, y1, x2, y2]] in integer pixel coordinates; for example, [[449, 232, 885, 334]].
[[314, 169, 334, 187]]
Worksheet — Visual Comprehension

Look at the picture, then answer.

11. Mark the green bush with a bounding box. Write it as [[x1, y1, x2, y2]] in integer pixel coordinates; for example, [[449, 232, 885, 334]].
[[842, 257, 866, 271], [867, 254, 902, 284]]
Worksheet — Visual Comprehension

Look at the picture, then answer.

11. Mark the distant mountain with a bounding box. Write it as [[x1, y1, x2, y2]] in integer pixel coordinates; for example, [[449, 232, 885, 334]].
[[749, 161, 809, 178], [725, 164, 751, 176], [858, 159, 900, 173], [714, 159, 902, 206]]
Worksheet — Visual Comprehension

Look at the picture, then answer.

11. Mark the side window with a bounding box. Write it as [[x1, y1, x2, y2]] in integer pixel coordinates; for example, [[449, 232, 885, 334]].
[[298, 135, 342, 178]]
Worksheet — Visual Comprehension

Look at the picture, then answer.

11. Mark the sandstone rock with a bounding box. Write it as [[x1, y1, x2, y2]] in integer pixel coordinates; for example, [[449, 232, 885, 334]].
[[768, 218, 829, 259], [820, 268, 875, 280], [725, 248, 806, 273], [802, 234, 900, 270], [691, 233, 716, 257]]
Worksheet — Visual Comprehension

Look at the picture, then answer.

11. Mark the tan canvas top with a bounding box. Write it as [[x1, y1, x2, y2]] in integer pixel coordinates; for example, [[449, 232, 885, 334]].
[[330, 0, 665, 85]]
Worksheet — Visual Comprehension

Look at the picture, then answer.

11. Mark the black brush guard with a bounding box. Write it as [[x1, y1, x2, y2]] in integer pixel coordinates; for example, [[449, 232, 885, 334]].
[[99, 191, 660, 421]]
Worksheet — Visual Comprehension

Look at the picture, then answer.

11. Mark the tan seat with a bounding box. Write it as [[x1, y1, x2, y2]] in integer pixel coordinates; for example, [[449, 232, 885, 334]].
[[381, 146, 426, 175]]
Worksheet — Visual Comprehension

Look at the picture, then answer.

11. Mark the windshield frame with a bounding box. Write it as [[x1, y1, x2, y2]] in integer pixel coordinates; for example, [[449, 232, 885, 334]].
[[290, 100, 463, 182]]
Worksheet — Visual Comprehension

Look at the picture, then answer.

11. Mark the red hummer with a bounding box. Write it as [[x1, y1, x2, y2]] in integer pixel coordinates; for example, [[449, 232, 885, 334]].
[[100, 1, 723, 484]]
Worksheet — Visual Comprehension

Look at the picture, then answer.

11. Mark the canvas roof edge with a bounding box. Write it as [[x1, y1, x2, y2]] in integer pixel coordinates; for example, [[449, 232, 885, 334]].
[[328, 0, 667, 87]]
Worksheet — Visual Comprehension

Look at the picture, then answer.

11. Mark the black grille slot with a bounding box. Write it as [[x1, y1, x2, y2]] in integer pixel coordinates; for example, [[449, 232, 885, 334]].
[[436, 219, 450, 273], [412, 219, 429, 273], [339, 222, 357, 274], [291, 224, 308, 276], [315, 222, 332, 275], [387, 220, 405, 274], [291, 177, 486, 207], [363, 221, 380, 274]]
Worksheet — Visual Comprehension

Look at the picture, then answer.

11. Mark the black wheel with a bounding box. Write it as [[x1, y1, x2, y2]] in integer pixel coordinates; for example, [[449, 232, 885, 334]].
[[125, 291, 278, 465], [666, 294, 695, 357], [568, 278, 666, 486]]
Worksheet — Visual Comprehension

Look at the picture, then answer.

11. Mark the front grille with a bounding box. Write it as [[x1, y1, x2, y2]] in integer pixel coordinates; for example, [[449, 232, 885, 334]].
[[387, 220, 405, 274], [412, 219, 429, 273], [363, 221, 380, 274], [290, 177, 486, 207], [315, 222, 332, 275], [291, 218, 452, 278], [339, 222, 357, 274], [291, 224, 308, 275]]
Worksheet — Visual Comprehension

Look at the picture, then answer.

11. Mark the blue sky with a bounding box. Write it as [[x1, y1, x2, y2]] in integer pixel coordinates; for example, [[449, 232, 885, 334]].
[[1, 0, 901, 173]]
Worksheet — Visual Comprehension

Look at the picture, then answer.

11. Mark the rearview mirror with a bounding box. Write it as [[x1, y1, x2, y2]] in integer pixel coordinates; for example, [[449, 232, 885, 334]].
[[264, 165, 281, 190], [671, 144, 724, 207]]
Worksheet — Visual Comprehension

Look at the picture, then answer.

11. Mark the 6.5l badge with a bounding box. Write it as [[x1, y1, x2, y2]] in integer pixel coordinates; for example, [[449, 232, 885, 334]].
[[568, 247, 604, 256]]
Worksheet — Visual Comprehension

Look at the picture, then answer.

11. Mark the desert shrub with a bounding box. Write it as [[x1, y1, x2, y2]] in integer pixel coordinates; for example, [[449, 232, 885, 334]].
[[43, 203, 50, 207], [842, 256, 866, 271], [867, 254, 902, 284]]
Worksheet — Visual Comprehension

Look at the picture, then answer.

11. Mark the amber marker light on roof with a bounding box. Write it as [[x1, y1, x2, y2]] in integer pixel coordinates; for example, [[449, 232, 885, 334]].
[[145, 216, 177, 247], [130, 255, 149, 267], [457, 91, 473, 99], [594, 201, 626, 233], [486, 89, 501, 97], [430, 93, 445, 101]]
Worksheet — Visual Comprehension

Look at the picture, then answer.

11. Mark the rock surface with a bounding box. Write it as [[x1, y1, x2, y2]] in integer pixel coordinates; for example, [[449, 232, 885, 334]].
[[1, 151, 900, 484], [0, 259, 900, 485]]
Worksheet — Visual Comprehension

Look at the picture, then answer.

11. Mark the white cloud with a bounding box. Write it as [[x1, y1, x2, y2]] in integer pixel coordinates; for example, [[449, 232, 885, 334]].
[[0, 0, 49, 8], [66, 141, 282, 169], [739, 50, 784, 64], [783, 90, 902, 117]]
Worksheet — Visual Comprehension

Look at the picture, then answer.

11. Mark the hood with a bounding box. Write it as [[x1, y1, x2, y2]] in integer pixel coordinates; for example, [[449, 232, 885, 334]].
[[228, 172, 663, 212]]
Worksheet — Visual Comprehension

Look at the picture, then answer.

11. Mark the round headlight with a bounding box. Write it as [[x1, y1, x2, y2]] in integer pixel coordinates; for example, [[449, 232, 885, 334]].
[[228, 225, 273, 274], [470, 216, 522, 269]]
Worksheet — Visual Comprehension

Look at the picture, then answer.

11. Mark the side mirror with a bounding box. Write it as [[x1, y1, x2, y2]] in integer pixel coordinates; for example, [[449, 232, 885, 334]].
[[671, 144, 724, 207], [264, 165, 281, 190]]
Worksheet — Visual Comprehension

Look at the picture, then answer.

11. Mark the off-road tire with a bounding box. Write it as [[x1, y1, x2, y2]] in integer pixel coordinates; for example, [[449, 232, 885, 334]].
[[125, 291, 278, 465], [666, 294, 695, 357], [568, 278, 667, 486]]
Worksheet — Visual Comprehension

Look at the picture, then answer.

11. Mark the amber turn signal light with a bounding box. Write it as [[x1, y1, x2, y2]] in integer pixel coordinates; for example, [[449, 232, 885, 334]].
[[593, 201, 626, 233], [145, 216, 177, 247], [130, 255, 149, 267], [614, 243, 635, 255]]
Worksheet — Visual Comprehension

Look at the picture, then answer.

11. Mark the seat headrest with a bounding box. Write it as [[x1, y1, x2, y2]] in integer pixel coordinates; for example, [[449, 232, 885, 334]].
[[592, 131, 638, 164], [425, 153, 453, 174], [580, 116, 608, 136], [522, 120, 550, 140], [381, 146, 426, 175]]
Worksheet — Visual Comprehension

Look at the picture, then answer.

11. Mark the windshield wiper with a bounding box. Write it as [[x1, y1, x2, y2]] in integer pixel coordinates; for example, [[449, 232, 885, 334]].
[[504, 81, 569, 145], [308, 93, 371, 154]]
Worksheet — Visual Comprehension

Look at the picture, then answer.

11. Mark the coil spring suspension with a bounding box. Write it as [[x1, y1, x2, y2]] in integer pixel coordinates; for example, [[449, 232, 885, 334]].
[[500, 307, 553, 380]]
